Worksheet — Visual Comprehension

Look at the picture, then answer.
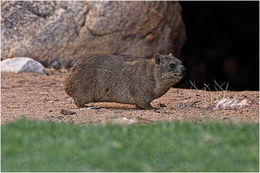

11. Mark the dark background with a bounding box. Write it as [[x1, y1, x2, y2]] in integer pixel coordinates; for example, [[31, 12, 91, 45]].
[[176, 1, 259, 91]]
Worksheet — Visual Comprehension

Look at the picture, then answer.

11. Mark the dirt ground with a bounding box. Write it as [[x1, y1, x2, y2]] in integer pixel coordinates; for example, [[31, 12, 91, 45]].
[[1, 71, 259, 124]]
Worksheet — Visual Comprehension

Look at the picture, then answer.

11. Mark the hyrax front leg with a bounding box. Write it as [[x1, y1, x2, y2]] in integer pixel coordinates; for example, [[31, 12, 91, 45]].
[[133, 91, 154, 109], [135, 102, 153, 110]]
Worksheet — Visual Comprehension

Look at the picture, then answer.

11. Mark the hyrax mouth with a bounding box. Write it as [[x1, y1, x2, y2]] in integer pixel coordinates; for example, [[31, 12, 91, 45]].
[[179, 65, 187, 76], [172, 65, 186, 77]]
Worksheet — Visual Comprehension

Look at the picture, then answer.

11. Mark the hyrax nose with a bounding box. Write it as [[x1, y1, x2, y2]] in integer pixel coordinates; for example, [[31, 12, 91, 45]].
[[180, 66, 187, 75]]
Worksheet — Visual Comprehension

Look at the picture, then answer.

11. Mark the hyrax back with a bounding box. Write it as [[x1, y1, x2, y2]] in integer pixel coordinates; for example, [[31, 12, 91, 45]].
[[64, 53, 186, 109]]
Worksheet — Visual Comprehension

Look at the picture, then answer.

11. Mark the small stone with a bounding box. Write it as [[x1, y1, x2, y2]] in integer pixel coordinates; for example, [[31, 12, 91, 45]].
[[57, 115, 64, 120], [60, 109, 76, 115], [159, 103, 167, 107], [145, 33, 154, 42], [176, 103, 187, 108], [154, 109, 160, 113], [50, 59, 61, 69], [1, 57, 45, 74], [40, 61, 49, 68]]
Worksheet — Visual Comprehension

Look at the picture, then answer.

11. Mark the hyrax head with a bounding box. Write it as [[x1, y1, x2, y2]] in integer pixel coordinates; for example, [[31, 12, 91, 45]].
[[154, 53, 186, 82]]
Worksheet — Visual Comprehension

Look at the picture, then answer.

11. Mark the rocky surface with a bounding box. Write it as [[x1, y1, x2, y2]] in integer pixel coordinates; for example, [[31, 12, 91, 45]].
[[1, 1, 87, 63], [1, 1, 186, 64], [0, 57, 45, 74]]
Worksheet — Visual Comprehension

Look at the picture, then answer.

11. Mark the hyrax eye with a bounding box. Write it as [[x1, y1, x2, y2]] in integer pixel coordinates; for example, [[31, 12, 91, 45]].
[[169, 63, 176, 68]]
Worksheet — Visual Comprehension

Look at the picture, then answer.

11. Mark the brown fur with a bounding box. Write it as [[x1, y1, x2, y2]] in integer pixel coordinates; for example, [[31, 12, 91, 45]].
[[64, 53, 186, 109]]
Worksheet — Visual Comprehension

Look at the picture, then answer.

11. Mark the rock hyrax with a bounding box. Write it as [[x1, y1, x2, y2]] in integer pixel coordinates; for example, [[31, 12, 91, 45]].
[[64, 53, 186, 109]]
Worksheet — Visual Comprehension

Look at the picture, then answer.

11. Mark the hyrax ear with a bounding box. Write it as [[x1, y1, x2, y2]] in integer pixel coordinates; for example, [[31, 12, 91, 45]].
[[169, 53, 173, 56], [154, 53, 162, 64]]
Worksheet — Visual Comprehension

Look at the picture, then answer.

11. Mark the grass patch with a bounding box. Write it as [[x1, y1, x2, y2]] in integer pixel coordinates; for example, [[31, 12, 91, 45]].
[[1, 118, 259, 171]]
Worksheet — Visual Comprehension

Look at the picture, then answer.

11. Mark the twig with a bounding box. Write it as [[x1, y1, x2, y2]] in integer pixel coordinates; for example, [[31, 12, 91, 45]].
[[213, 79, 224, 91], [189, 80, 198, 90], [190, 100, 201, 107], [203, 83, 211, 91]]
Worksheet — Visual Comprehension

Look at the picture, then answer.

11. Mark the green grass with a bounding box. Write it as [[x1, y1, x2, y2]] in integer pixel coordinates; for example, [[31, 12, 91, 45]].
[[1, 118, 259, 172]]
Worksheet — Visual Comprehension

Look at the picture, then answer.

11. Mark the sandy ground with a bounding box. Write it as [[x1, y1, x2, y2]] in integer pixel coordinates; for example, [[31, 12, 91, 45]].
[[1, 71, 259, 125]]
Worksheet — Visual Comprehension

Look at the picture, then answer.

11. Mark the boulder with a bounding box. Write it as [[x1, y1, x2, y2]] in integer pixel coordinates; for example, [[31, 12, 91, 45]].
[[1, 57, 45, 74], [1, 1, 186, 63]]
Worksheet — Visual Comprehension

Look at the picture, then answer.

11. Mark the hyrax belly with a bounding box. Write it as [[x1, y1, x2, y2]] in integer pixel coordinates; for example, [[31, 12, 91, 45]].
[[92, 69, 135, 104]]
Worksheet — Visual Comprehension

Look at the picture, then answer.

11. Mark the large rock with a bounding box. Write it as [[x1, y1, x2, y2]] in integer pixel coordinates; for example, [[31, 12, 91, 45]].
[[1, 1, 186, 63], [1, 57, 45, 74]]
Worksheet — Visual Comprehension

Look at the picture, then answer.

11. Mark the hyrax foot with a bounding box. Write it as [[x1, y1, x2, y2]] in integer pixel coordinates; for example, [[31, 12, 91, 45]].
[[74, 100, 86, 108], [136, 103, 153, 110]]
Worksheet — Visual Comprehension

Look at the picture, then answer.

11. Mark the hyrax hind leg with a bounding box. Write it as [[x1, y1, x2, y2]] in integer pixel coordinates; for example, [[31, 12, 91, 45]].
[[74, 95, 92, 108], [74, 99, 86, 108]]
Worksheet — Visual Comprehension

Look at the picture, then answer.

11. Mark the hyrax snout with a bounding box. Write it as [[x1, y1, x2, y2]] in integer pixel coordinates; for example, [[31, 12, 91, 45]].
[[64, 53, 186, 109]]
